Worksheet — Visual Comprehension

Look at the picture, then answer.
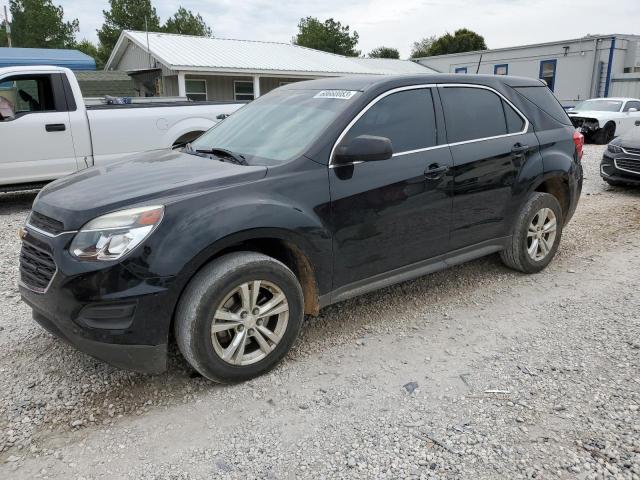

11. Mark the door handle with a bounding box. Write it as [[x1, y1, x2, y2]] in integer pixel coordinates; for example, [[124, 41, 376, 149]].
[[424, 164, 449, 179], [45, 124, 66, 132], [511, 143, 529, 154]]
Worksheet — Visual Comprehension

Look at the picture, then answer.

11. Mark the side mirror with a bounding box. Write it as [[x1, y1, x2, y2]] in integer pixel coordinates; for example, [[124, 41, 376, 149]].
[[334, 135, 393, 165], [628, 107, 638, 113]]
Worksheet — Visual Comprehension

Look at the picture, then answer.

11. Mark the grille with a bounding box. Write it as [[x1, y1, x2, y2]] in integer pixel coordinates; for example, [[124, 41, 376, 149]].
[[28, 211, 65, 235], [615, 158, 640, 175], [622, 146, 640, 156], [20, 241, 56, 292]]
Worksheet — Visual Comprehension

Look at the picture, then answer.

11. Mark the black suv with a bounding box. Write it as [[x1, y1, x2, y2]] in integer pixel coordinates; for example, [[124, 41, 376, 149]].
[[19, 75, 583, 383]]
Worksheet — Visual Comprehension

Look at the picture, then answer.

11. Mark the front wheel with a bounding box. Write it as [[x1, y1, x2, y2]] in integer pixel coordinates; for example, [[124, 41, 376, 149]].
[[500, 192, 563, 273], [594, 122, 615, 144], [175, 252, 304, 383]]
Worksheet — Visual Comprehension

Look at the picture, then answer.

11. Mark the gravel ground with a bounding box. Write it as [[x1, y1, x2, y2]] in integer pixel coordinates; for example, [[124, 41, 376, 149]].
[[1, 145, 639, 479]]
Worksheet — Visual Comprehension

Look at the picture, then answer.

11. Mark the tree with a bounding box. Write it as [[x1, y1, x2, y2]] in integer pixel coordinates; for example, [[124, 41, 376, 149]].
[[410, 35, 436, 58], [368, 46, 400, 59], [97, 0, 160, 64], [419, 29, 486, 57], [163, 7, 212, 37], [293, 17, 359, 57], [4, 0, 78, 49], [75, 39, 103, 68]]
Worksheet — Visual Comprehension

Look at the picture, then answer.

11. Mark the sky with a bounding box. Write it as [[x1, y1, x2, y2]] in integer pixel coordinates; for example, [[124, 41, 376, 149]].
[[3, 0, 640, 58]]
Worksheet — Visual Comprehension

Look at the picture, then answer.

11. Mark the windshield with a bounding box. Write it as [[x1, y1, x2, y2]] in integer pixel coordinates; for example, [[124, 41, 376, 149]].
[[571, 99, 623, 112], [191, 88, 361, 165]]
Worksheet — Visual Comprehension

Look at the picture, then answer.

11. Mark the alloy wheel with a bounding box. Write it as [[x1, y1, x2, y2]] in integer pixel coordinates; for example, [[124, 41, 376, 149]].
[[210, 280, 289, 366], [526, 208, 557, 262]]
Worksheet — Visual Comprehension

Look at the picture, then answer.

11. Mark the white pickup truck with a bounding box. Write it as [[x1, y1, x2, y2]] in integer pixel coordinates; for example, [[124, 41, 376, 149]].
[[0, 66, 244, 190], [567, 97, 640, 144]]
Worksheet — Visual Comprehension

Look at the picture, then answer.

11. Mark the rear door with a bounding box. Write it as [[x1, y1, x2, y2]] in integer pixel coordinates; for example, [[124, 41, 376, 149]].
[[0, 73, 78, 185], [329, 86, 454, 289], [439, 85, 540, 249]]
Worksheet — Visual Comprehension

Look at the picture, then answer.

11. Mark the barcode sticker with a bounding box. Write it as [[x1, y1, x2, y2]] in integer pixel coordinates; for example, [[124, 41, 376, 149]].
[[313, 90, 358, 100]]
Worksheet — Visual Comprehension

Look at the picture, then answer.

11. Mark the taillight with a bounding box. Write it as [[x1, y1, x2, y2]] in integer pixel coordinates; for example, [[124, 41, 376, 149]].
[[573, 130, 584, 161]]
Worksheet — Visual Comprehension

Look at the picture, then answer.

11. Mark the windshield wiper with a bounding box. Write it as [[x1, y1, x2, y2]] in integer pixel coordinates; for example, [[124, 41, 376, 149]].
[[195, 147, 248, 165]]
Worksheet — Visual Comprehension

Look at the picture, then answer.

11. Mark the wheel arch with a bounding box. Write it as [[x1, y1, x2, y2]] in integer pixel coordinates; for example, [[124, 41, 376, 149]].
[[532, 174, 571, 223]]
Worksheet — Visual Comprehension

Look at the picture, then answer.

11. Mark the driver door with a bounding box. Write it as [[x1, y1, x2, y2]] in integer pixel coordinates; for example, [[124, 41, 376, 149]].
[[621, 101, 640, 135], [0, 73, 79, 185]]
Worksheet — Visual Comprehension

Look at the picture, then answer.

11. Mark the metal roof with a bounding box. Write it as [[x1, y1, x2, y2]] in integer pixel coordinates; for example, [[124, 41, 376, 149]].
[[0, 47, 96, 70], [107, 31, 435, 76]]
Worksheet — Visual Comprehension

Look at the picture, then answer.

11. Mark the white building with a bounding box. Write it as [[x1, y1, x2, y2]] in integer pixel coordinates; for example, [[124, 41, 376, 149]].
[[416, 34, 640, 106], [105, 31, 434, 101]]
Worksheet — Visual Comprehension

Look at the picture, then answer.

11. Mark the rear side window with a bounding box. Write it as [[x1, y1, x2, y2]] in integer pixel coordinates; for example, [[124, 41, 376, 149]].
[[503, 100, 525, 133], [342, 88, 437, 153], [513, 86, 572, 125], [440, 87, 511, 143]]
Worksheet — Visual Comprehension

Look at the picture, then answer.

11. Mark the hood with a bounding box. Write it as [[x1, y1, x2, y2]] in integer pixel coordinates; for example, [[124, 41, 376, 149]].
[[618, 126, 640, 148], [33, 149, 267, 230], [567, 110, 619, 119]]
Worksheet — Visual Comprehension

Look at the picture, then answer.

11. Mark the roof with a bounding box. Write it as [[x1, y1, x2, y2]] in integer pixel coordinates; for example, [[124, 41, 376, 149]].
[[281, 73, 544, 92], [414, 34, 640, 61], [0, 47, 96, 70], [106, 31, 435, 76]]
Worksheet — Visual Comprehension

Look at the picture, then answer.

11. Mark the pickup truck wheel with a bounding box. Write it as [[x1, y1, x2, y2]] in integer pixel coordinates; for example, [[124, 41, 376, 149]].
[[500, 192, 563, 274], [175, 252, 304, 383], [594, 122, 615, 144]]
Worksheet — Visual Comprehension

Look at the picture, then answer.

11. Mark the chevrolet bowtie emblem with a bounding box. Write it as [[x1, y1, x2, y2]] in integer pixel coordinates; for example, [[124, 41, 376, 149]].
[[18, 227, 27, 240]]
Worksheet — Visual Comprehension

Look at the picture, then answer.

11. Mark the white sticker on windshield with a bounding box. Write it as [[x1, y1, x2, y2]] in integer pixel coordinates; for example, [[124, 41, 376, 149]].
[[313, 90, 358, 100]]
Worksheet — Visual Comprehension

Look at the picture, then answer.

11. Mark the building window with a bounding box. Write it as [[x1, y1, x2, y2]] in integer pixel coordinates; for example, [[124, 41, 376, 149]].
[[539, 60, 557, 92], [455, 67, 467, 74], [185, 79, 207, 101], [494, 64, 508, 75], [234, 81, 254, 101]]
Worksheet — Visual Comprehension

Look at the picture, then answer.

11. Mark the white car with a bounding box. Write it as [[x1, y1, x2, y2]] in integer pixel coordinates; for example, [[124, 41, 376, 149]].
[[0, 66, 244, 190], [567, 97, 640, 144]]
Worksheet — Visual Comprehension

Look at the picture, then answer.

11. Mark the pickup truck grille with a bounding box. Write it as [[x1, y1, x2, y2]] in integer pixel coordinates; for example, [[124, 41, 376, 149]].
[[615, 158, 640, 175], [28, 211, 65, 235], [20, 241, 57, 293]]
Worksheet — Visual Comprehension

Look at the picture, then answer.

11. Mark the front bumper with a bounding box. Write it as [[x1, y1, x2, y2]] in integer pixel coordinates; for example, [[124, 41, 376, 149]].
[[600, 151, 640, 185], [18, 226, 177, 374]]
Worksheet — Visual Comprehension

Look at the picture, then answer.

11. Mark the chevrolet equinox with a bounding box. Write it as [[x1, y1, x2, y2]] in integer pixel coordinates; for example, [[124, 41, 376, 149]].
[[19, 75, 584, 383]]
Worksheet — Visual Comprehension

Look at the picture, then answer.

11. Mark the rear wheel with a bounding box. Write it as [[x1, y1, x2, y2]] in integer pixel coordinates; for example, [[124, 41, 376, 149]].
[[500, 192, 563, 273], [175, 252, 304, 383]]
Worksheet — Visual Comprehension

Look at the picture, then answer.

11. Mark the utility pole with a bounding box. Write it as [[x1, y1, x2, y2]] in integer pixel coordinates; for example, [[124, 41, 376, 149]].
[[2, 4, 11, 47]]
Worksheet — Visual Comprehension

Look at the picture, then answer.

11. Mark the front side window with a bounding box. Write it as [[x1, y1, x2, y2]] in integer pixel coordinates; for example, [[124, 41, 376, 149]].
[[341, 88, 438, 153], [185, 79, 207, 101], [441, 87, 524, 143], [0, 75, 55, 120], [539, 60, 557, 92], [234, 81, 254, 101], [623, 101, 640, 112]]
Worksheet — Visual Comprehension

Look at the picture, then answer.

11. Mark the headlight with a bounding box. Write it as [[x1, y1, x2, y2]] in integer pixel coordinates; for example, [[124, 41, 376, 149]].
[[70, 206, 164, 261], [607, 144, 623, 154]]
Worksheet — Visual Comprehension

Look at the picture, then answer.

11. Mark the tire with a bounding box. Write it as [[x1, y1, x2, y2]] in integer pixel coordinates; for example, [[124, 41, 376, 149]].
[[175, 252, 304, 383], [500, 192, 563, 274], [594, 122, 615, 145]]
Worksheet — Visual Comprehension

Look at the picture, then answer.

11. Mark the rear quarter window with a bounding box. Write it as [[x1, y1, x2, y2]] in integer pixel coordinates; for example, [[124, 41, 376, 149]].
[[513, 86, 572, 126]]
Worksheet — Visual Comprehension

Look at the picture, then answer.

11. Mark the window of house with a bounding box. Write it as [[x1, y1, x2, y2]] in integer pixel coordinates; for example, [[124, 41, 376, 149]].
[[234, 81, 255, 101], [185, 79, 207, 101], [455, 67, 467, 74], [342, 88, 438, 153], [494, 64, 508, 75], [440, 87, 512, 143], [539, 60, 557, 92]]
